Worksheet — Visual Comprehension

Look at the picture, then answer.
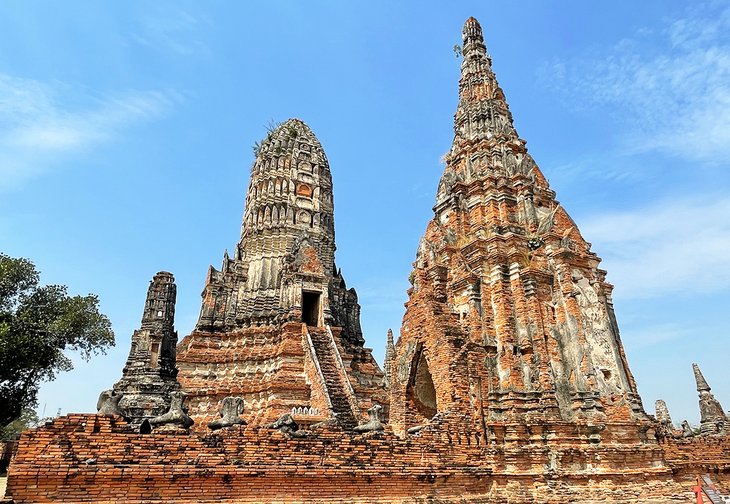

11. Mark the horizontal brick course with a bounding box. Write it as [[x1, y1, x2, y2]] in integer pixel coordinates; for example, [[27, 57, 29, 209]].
[[6, 414, 714, 503]]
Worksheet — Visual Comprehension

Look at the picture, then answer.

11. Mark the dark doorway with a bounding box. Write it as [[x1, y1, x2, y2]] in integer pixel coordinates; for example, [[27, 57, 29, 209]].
[[302, 291, 321, 326], [139, 419, 152, 434]]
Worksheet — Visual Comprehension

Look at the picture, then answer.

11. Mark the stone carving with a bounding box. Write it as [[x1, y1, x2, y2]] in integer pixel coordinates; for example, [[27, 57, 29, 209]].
[[96, 390, 124, 416], [354, 404, 385, 433], [681, 420, 695, 437], [208, 397, 247, 430], [571, 270, 623, 395], [149, 391, 193, 430], [535, 205, 559, 236], [267, 413, 307, 437]]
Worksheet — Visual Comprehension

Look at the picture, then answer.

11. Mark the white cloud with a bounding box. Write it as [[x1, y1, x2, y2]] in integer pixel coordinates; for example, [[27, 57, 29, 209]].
[[131, 9, 209, 56], [581, 196, 730, 299], [541, 3, 730, 163], [0, 73, 181, 190]]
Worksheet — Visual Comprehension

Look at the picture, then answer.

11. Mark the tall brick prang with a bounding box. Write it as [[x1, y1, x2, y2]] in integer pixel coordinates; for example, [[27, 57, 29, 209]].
[[390, 16, 644, 435], [176, 119, 387, 427]]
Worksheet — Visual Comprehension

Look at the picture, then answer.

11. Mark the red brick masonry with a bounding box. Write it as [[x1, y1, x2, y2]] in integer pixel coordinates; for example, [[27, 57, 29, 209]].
[[8, 414, 724, 503]]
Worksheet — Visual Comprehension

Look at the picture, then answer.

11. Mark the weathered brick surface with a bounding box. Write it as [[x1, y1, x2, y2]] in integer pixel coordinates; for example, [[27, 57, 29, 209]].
[[177, 322, 387, 429], [661, 435, 730, 493], [6, 415, 696, 503]]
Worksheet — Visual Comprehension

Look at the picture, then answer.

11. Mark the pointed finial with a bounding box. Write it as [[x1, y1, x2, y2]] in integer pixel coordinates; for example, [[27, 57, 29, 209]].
[[462, 17, 483, 41], [461, 17, 488, 61], [655, 399, 673, 426], [693, 363, 711, 392], [384, 329, 396, 385]]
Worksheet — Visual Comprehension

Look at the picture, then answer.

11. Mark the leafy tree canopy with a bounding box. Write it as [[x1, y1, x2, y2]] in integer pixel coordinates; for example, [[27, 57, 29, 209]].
[[0, 253, 114, 428], [0, 407, 40, 440]]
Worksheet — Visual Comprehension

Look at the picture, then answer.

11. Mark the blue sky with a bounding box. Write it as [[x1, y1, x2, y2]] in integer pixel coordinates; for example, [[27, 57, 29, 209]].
[[1, 1, 728, 425]]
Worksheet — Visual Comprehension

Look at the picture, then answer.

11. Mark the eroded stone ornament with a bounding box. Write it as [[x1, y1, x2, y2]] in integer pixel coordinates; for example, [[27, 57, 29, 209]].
[[655, 399, 673, 427], [149, 391, 194, 430], [267, 413, 306, 437], [96, 390, 124, 416], [354, 404, 385, 433], [693, 363, 727, 435], [208, 396, 247, 430]]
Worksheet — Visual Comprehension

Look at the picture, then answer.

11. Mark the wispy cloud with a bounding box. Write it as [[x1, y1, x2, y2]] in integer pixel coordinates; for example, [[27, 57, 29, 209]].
[[621, 322, 689, 352], [0, 73, 181, 190], [582, 196, 730, 299], [546, 157, 646, 186], [540, 3, 730, 163], [131, 8, 209, 56]]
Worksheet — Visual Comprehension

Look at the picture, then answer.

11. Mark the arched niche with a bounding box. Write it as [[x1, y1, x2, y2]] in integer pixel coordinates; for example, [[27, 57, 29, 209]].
[[139, 419, 152, 434], [406, 345, 437, 422]]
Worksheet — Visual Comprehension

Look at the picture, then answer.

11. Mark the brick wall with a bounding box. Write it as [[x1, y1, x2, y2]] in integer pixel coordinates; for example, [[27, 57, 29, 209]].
[[661, 435, 730, 493], [6, 414, 701, 503]]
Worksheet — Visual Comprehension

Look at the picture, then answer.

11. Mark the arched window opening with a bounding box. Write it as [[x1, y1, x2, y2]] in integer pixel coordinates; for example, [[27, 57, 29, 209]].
[[406, 347, 437, 422]]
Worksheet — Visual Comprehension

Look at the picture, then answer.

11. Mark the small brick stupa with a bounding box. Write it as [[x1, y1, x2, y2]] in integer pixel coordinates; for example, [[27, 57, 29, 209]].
[[112, 271, 181, 423]]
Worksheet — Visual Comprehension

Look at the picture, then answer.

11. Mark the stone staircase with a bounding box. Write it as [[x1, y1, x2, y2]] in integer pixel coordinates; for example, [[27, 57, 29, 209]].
[[701, 474, 728, 504], [307, 326, 358, 429]]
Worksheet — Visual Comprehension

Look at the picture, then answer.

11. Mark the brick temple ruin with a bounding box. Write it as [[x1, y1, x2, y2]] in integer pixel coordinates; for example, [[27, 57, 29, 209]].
[[5, 17, 730, 504]]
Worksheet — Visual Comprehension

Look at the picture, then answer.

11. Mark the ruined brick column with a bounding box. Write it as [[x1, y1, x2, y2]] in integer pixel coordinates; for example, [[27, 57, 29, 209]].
[[693, 363, 727, 435], [384, 328, 395, 386], [112, 271, 181, 421], [390, 17, 646, 435]]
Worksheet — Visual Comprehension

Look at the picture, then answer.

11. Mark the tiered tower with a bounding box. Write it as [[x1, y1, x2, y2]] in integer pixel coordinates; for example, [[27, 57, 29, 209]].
[[177, 119, 386, 427], [113, 271, 181, 419], [693, 363, 727, 434], [389, 18, 644, 434], [194, 119, 363, 343]]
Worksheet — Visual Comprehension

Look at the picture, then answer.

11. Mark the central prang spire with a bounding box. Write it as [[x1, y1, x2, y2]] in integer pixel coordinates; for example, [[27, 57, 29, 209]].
[[389, 17, 645, 436], [452, 17, 517, 150], [437, 17, 527, 210]]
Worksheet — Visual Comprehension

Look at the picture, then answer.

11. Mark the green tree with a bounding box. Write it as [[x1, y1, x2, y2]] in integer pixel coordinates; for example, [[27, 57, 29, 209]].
[[0, 407, 40, 440], [0, 253, 114, 428]]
